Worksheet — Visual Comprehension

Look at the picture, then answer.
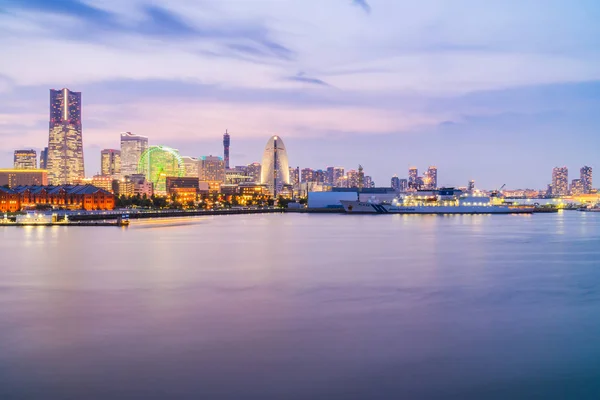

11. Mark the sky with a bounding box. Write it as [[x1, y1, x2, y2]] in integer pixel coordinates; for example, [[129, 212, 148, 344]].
[[0, 0, 599, 189]]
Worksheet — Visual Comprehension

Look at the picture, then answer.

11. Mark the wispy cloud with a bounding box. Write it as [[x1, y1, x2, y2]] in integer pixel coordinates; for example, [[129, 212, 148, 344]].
[[286, 72, 330, 87], [351, 0, 371, 14]]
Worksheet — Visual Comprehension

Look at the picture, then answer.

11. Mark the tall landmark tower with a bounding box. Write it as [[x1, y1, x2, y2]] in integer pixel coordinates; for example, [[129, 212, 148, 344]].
[[261, 135, 290, 196], [223, 130, 231, 170], [47, 88, 84, 184]]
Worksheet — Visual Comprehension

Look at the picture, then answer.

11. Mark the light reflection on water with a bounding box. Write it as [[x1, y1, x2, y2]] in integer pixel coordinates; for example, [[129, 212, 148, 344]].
[[1, 212, 600, 399]]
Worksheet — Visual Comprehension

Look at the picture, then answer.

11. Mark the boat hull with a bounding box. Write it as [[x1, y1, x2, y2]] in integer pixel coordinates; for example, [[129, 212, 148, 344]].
[[340, 201, 533, 214]]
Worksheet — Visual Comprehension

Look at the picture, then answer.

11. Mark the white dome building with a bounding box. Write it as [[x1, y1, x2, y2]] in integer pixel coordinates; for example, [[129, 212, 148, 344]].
[[261, 135, 290, 196]]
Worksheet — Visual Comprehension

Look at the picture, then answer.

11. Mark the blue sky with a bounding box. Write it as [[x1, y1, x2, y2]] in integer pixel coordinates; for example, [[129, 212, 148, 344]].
[[0, 0, 599, 188]]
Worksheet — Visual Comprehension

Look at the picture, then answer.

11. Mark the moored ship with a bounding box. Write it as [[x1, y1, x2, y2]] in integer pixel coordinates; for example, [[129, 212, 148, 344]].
[[340, 188, 534, 214]]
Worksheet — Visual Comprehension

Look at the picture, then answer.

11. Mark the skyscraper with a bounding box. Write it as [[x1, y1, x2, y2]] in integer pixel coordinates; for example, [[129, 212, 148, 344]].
[[223, 130, 231, 170], [552, 167, 568, 196], [260, 136, 290, 196], [333, 167, 345, 187], [181, 156, 200, 178], [13, 150, 37, 169], [101, 149, 121, 177], [40, 147, 48, 170], [199, 156, 225, 182], [47, 88, 84, 184], [120, 132, 148, 177], [424, 166, 438, 189], [391, 175, 400, 190], [358, 165, 364, 190], [571, 179, 584, 195], [581, 166, 593, 194], [301, 168, 315, 183], [247, 162, 262, 183], [408, 167, 418, 189]]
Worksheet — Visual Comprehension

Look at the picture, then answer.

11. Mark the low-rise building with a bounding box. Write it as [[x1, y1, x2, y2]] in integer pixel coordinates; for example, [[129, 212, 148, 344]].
[[0, 186, 20, 212], [10, 185, 116, 211], [0, 169, 48, 188]]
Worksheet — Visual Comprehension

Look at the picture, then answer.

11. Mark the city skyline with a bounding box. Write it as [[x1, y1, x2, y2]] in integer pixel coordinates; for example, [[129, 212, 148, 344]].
[[0, 0, 599, 187]]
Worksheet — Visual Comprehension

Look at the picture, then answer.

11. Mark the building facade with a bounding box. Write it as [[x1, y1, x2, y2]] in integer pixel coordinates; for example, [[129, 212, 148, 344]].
[[247, 162, 262, 183], [14, 150, 37, 169], [199, 156, 225, 182], [101, 149, 121, 177], [120, 132, 148, 177], [552, 167, 569, 196], [182, 156, 200, 178], [47, 88, 84, 185], [39, 147, 48, 170], [223, 130, 231, 169], [13, 185, 115, 211], [260, 136, 290, 196], [581, 166, 593, 194], [0, 170, 48, 188], [424, 166, 438, 190]]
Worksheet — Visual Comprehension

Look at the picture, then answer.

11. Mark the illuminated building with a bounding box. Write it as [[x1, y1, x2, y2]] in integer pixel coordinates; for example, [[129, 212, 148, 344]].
[[346, 170, 359, 188], [40, 147, 48, 170], [14, 150, 37, 169], [181, 156, 200, 178], [130, 174, 153, 197], [226, 168, 253, 185], [408, 167, 418, 188], [289, 167, 300, 188], [0, 169, 48, 188], [424, 166, 438, 189], [0, 187, 20, 212], [101, 149, 121, 177], [47, 88, 84, 184], [333, 167, 345, 187], [391, 176, 400, 190], [166, 177, 199, 203], [260, 135, 290, 196], [399, 178, 408, 192], [571, 179, 584, 195], [91, 175, 114, 193], [364, 176, 374, 188], [137, 145, 184, 195], [199, 156, 225, 182], [581, 166, 593, 194], [120, 132, 148, 177], [115, 179, 134, 197], [247, 162, 262, 183], [358, 165, 365, 190], [552, 167, 569, 196], [223, 129, 231, 169], [13, 185, 115, 211], [301, 168, 315, 183], [199, 181, 222, 194]]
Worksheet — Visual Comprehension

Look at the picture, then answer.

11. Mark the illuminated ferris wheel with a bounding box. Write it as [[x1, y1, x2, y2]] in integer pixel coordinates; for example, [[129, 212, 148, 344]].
[[137, 145, 184, 194]]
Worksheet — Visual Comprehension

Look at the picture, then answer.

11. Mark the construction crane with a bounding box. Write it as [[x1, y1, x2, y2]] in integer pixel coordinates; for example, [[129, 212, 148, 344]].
[[491, 184, 506, 198]]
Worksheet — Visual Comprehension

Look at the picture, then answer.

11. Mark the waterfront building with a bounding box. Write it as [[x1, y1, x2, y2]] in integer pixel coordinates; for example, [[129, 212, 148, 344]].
[[424, 166, 438, 190], [166, 177, 199, 203], [333, 167, 345, 187], [0, 169, 48, 188], [114, 178, 134, 197], [260, 136, 290, 196], [358, 165, 365, 190], [47, 88, 84, 185], [346, 170, 359, 188], [408, 167, 418, 188], [223, 130, 231, 169], [391, 176, 400, 190], [12, 185, 115, 211], [137, 145, 184, 195], [552, 167, 569, 196], [0, 187, 20, 212], [247, 162, 262, 183], [301, 168, 315, 183], [364, 176, 374, 188], [199, 156, 225, 183], [39, 147, 48, 170], [120, 132, 148, 177], [91, 175, 114, 193], [101, 149, 121, 178], [571, 179, 584, 195], [581, 166, 593, 194], [399, 178, 408, 192], [226, 168, 253, 185], [181, 156, 200, 178], [289, 167, 300, 187], [130, 174, 153, 198], [14, 150, 37, 169], [468, 180, 475, 192]]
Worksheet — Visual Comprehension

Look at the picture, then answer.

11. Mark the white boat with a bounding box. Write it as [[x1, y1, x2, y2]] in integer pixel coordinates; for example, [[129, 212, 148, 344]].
[[15, 211, 56, 224], [340, 188, 534, 214]]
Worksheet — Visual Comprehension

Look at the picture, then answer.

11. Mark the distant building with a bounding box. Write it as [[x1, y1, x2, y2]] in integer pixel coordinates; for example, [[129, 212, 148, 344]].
[[408, 167, 418, 187], [247, 162, 262, 183], [581, 166, 593, 194], [0, 187, 20, 212], [166, 176, 199, 203], [223, 130, 231, 169], [120, 132, 148, 177], [424, 166, 438, 189], [14, 150, 37, 169], [552, 167, 569, 196], [333, 167, 345, 187], [91, 175, 114, 193], [399, 178, 408, 192], [346, 169, 359, 188], [226, 168, 253, 185], [181, 156, 200, 178], [47, 88, 84, 185], [101, 149, 121, 178], [301, 168, 315, 183], [260, 136, 290, 196], [571, 179, 584, 195], [199, 155, 225, 182], [0, 169, 48, 188], [39, 147, 48, 170], [364, 175, 374, 188], [289, 167, 300, 189], [358, 165, 365, 190], [468, 180, 475, 192], [130, 174, 153, 198]]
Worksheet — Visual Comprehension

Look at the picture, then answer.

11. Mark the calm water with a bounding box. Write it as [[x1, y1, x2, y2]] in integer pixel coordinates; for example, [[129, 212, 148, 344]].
[[1, 212, 600, 399]]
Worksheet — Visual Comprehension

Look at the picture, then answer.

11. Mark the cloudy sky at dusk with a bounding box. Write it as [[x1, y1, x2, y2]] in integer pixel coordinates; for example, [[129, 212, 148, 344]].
[[0, 0, 599, 188]]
